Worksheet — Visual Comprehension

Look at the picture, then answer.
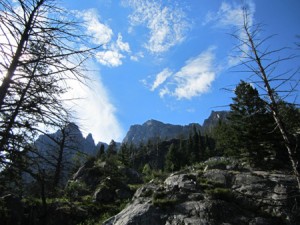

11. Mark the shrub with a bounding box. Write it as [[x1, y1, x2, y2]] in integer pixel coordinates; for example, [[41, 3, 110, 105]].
[[65, 181, 89, 199], [205, 188, 233, 201], [152, 191, 178, 209]]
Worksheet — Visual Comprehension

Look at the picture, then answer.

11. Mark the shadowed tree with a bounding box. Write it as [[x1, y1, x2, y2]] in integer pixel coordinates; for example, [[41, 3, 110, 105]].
[[0, 0, 98, 169], [232, 8, 300, 188]]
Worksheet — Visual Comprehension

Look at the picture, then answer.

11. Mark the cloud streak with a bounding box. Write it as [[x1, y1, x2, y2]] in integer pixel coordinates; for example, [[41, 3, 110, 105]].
[[78, 9, 131, 67], [65, 64, 124, 143], [123, 0, 189, 54], [148, 47, 217, 99], [173, 49, 216, 99], [203, 1, 255, 67]]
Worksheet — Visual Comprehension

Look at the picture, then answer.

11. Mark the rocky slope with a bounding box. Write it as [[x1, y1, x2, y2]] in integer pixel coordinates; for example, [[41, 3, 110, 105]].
[[104, 157, 300, 225]]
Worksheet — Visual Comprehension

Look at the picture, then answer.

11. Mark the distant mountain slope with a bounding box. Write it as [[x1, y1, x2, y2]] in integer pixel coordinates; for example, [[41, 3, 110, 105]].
[[32, 123, 107, 185], [35, 123, 99, 157], [123, 119, 202, 145], [123, 111, 228, 145]]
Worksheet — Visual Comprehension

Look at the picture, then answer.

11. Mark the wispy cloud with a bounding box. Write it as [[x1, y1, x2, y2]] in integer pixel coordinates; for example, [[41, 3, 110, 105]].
[[147, 47, 217, 99], [130, 51, 144, 62], [123, 0, 189, 54], [150, 68, 172, 91], [172, 48, 216, 99], [78, 9, 130, 67], [96, 50, 124, 67], [79, 9, 113, 46], [203, 1, 255, 67]]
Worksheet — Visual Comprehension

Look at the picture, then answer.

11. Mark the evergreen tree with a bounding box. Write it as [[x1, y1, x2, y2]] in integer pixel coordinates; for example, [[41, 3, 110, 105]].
[[96, 144, 106, 159], [107, 140, 117, 158], [229, 81, 274, 163], [165, 143, 180, 172], [118, 143, 131, 167]]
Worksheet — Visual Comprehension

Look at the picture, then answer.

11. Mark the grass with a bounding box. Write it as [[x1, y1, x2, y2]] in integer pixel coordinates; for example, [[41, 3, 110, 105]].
[[205, 188, 233, 201], [152, 191, 178, 209]]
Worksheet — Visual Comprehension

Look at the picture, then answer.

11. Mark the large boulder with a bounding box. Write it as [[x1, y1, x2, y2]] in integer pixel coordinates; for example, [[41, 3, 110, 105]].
[[104, 202, 164, 225]]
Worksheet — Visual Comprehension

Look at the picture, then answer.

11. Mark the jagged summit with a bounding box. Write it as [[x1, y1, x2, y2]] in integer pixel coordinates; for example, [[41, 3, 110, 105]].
[[123, 119, 202, 145], [123, 111, 228, 145], [202, 110, 229, 131]]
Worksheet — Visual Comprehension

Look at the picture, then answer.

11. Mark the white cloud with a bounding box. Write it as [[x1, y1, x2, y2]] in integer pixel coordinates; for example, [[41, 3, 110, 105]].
[[96, 50, 124, 67], [151, 68, 172, 91], [78, 9, 131, 67], [65, 64, 123, 143], [203, 1, 255, 28], [159, 87, 171, 98], [148, 48, 217, 99], [123, 0, 189, 54], [94, 33, 131, 67], [116, 33, 130, 52], [172, 48, 216, 99], [79, 9, 113, 45], [130, 51, 144, 62]]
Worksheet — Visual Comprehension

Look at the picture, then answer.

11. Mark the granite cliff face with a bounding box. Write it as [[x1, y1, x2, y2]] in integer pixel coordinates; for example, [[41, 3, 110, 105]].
[[123, 119, 202, 145], [104, 157, 300, 225]]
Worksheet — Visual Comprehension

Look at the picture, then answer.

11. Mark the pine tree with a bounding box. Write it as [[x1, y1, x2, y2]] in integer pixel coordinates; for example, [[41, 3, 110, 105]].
[[165, 143, 180, 172], [229, 81, 274, 163]]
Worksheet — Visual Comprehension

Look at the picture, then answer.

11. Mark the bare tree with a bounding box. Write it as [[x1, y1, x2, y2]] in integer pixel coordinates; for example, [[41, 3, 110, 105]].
[[232, 8, 300, 188], [34, 122, 89, 190], [0, 0, 98, 167]]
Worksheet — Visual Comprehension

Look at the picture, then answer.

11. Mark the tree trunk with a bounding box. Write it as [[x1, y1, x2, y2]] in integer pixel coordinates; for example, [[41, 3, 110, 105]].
[[0, 0, 45, 111], [53, 128, 66, 189], [0, 62, 38, 150], [243, 20, 300, 189]]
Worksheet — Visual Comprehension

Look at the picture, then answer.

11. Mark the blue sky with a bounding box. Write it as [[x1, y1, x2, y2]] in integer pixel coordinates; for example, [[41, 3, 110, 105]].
[[60, 0, 300, 143]]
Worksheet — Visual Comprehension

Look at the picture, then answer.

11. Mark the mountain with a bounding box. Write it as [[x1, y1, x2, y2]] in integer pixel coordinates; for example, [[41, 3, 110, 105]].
[[35, 123, 99, 157], [123, 119, 201, 145], [123, 111, 228, 145], [31, 123, 104, 186], [202, 110, 229, 132]]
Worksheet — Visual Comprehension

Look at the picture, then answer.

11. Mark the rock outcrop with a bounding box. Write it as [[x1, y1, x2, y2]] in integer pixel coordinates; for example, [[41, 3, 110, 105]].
[[104, 158, 300, 225], [202, 110, 229, 132]]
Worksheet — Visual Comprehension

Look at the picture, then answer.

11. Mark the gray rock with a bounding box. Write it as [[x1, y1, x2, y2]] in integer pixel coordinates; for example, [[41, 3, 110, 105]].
[[102, 160, 300, 225], [93, 186, 114, 203], [203, 169, 230, 187], [103, 201, 164, 225], [164, 174, 197, 191]]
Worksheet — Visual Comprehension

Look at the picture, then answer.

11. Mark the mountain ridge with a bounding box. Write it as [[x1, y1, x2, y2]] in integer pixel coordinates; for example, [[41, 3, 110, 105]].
[[123, 110, 228, 145]]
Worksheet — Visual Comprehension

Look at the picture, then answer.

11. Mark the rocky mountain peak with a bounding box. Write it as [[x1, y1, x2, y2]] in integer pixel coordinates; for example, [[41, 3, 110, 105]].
[[143, 119, 163, 126], [123, 120, 202, 145], [202, 110, 229, 131]]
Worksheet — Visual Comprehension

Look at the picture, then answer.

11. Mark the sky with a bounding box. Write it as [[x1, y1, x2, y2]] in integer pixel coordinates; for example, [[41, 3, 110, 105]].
[[60, 0, 300, 143]]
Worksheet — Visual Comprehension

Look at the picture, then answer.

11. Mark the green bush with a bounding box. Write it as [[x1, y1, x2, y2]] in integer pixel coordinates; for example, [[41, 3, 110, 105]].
[[65, 181, 89, 199], [205, 188, 233, 201], [152, 191, 178, 209]]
